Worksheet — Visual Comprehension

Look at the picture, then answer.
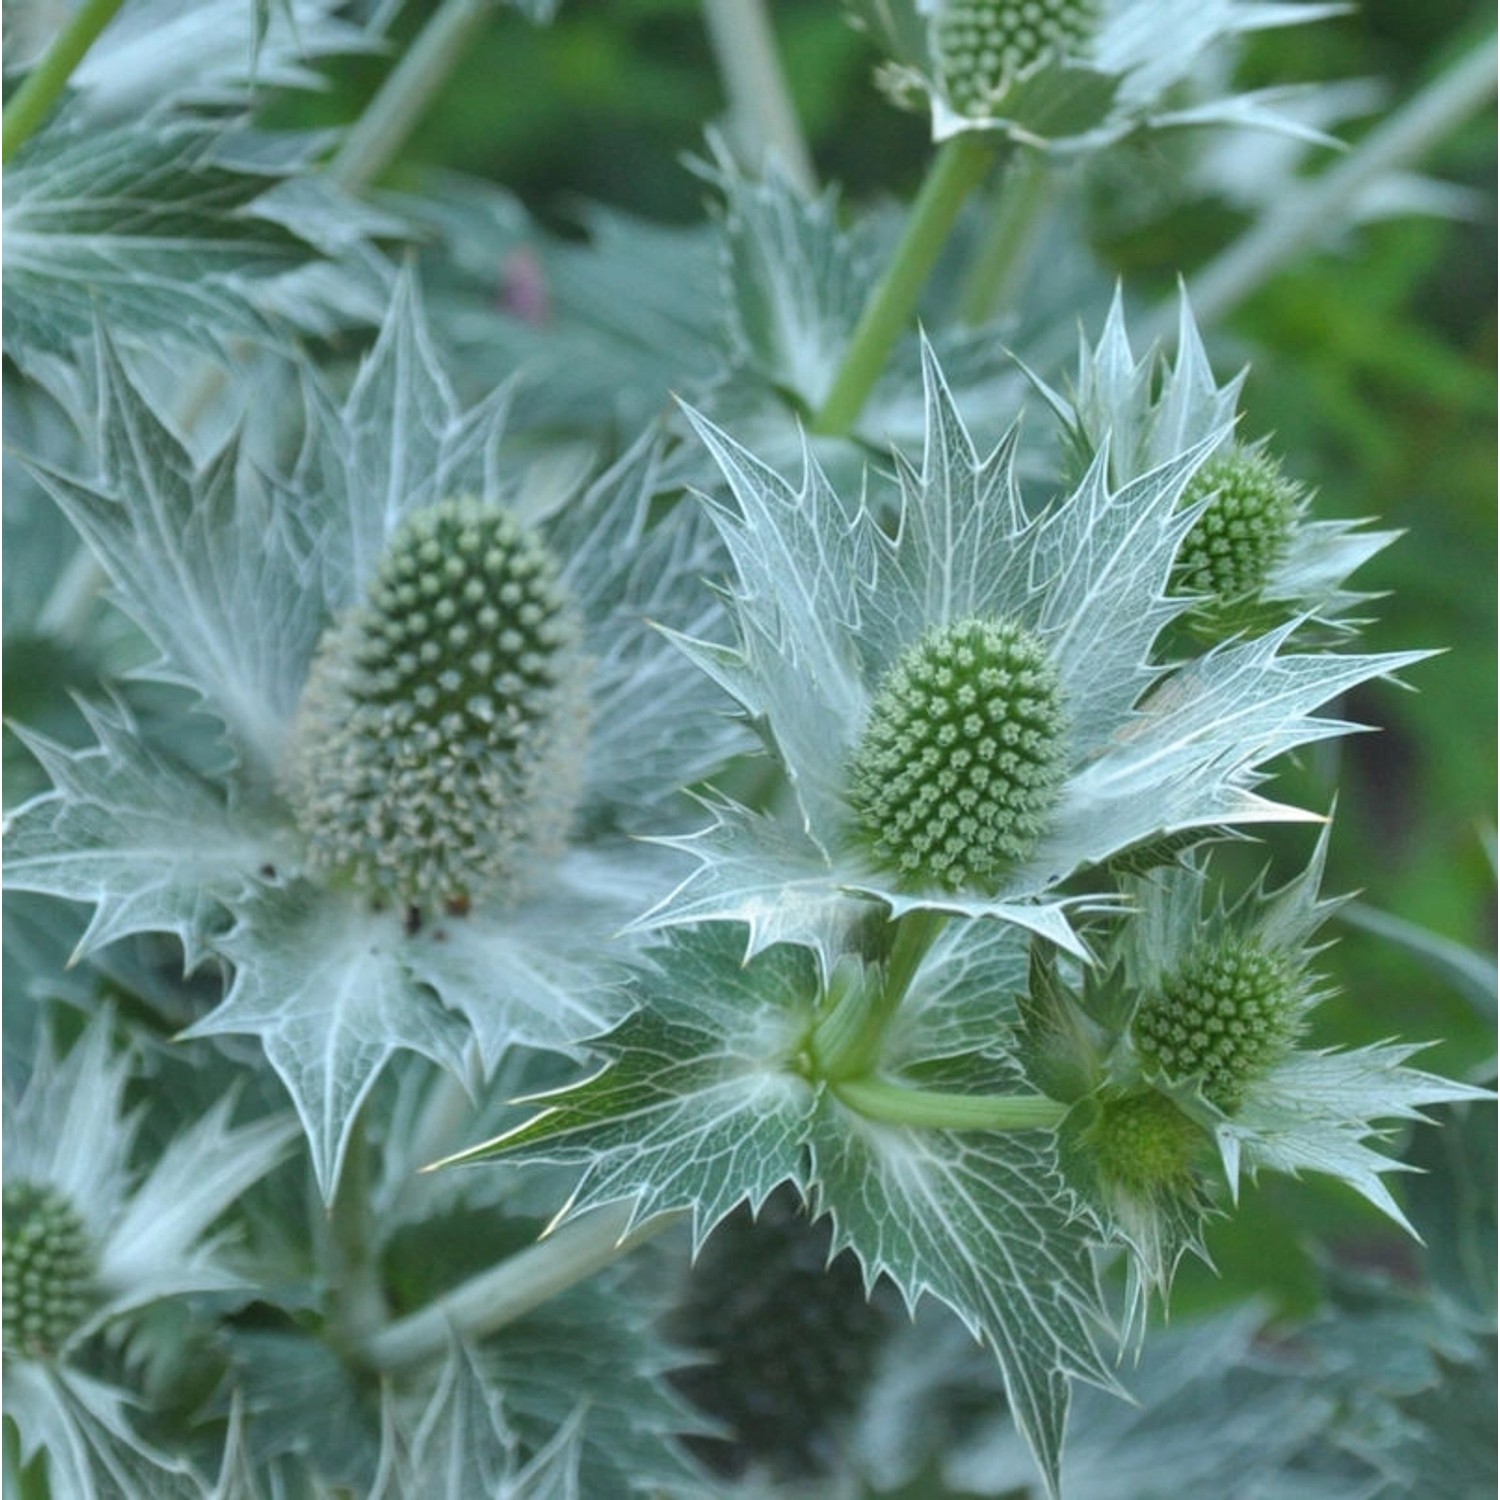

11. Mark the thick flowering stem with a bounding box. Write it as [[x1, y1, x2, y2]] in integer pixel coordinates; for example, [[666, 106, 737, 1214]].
[[325, 1112, 389, 1357], [2, 0, 128, 163], [359, 1203, 679, 1372], [811, 910, 947, 1081], [833, 1077, 1067, 1132], [330, 0, 498, 192], [957, 148, 1055, 327], [813, 133, 993, 435]]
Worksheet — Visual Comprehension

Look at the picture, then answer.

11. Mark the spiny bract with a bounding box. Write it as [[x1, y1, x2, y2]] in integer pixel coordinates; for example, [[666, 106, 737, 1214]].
[[1132, 937, 1303, 1109], [2, 1181, 95, 1359], [935, 0, 1101, 115], [283, 498, 589, 913], [1174, 445, 1302, 606], [848, 616, 1069, 890]]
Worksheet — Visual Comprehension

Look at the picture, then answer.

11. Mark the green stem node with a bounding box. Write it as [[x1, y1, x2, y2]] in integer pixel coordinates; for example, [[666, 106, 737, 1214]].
[[813, 133, 993, 435], [833, 1077, 1067, 1132], [3, 0, 129, 164], [359, 1203, 679, 1372]]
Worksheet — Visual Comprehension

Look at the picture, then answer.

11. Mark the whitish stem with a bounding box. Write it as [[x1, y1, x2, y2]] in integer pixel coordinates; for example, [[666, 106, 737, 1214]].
[[359, 1202, 680, 1372], [2, 0, 127, 164], [833, 1076, 1067, 1131], [325, 1112, 390, 1356], [813, 132, 993, 435], [1179, 33, 1498, 332], [330, 0, 499, 192], [957, 147, 1056, 327], [702, 0, 816, 194]]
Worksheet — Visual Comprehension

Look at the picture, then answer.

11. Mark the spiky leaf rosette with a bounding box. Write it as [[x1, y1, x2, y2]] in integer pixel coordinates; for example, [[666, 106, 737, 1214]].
[[13, 279, 743, 1198], [1029, 290, 1397, 633], [846, 0, 1347, 147], [647, 341, 1426, 968], [283, 497, 588, 912], [445, 921, 1118, 1499]]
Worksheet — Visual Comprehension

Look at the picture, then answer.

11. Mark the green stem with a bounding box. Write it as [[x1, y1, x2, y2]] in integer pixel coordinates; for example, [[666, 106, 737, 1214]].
[[2, 0, 128, 163], [811, 909, 947, 1080], [702, 0, 816, 194], [1176, 31, 1498, 334], [957, 147, 1055, 327], [329, 0, 499, 193], [833, 1076, 1067, 1132], [325, 1113, 389, 1357], [359, 1203, 679, 1372], [813, 133, 993, 435]]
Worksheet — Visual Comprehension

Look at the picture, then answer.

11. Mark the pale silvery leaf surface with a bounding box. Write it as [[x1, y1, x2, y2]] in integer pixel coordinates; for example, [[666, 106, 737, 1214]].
[[5, 1362, 202, 1500], [650, 342, 1420, 963], [24, 332, 327, 776], [455, 924, 1116, 1500], [180, 884, 472, 1200], [2, 117, 326, 364], [805, 1075, 1117, 1500], [4, 698, 271, 968]]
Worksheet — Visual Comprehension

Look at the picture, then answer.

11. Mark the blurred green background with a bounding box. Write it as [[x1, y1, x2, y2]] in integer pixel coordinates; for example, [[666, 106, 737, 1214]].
[[231, 0, 1500, 1313]]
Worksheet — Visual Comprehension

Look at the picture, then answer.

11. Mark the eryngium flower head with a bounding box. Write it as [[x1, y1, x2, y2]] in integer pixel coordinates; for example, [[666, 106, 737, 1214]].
[[284, 498, 589, 912], [649, 342, 1425, 968], [849, 616, 1069, 887], [934, 0, 1102, 118], [847, 0, 1346, 147], [2, 1182, 95, 1359]]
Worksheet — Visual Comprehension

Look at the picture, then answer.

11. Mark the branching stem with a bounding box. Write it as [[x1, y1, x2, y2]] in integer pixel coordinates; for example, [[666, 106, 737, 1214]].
[[813, 133, 993, 435], [2, 0, 127, 164], [359, 1203, 680, 1372], [833, 1077, 1067, 1131]]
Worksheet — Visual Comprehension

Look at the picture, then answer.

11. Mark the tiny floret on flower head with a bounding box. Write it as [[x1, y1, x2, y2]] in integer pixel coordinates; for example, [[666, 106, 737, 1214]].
[[935, 0, 1101, 117], [1084, 1092, 1203, 1197], [1174, 445, 1301, 608], [3, 1181, 96, 1359], [1132, 937, 1302, 1110], [848, 616, 1069, 890], [283, 498, 589, 914]]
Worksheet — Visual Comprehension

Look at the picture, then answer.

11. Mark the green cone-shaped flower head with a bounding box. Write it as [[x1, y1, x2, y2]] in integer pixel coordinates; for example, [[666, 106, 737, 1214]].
[[935, 0, 1102, 117], [1084, 1091, 1203, 1198], [1174, 445, 1301, 608], [285, 498, 589, 913], [1132, 936, 1302, 1110], [3, 1181, 96, 1359], [849, 616, 1069, 891]]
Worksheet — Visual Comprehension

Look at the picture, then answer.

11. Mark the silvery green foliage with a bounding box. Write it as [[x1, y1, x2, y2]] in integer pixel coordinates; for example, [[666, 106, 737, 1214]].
[[642, 342, 1424, 967], [1028, 290, 1400, 632], [846, 0, 1349, 147], [8, 278, 742, 1198], [3, 1013, 295, 1494]]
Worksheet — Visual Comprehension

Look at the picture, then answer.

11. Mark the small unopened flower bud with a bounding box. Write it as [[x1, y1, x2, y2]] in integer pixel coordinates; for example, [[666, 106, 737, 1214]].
[[1132, 937, 1302, 1110], [849, 616, 1068, 890], [1084, 1091, 1203, 1197], [283, 499, 588, 913], [3, 1181, 95, 1359]]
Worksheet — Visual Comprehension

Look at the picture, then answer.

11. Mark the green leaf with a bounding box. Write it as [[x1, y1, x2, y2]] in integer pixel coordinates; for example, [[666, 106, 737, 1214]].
[[3, 118, 318, 362], [4, 697, 269, 968], [25, 332, 326, 775], [5, 1363, 202, 1500], [472, 926, 817, 1243], [806, 1061, 1118, 1500], [182, 884, 471, 1199]]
